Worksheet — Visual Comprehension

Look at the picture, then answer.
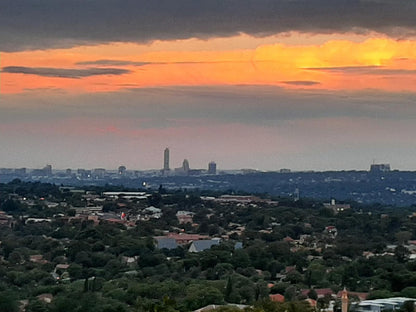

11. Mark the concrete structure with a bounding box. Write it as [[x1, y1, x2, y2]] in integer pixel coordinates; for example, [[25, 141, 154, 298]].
[[324, 199, 351, 213], [370, 163, 391, 173], [355, 297, 414, 312], [208, 161, 217, 175], [155, 237, 178, 250], [92, 168, 106, 179], [102, 192, 148, 199], [164, 148, 170, 171], [118, 165, 126, 176], [158, 233, 209, 245], [183, 159, 190, 174], [44, 164, 52, 176], [342, 288, 348, 312], [189, 239, 220, 252], [175, 159, 190, 175]]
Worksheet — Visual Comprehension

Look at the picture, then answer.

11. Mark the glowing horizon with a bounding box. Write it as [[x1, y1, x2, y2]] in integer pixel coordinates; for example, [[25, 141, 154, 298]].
[[3, 36, 416, 94]]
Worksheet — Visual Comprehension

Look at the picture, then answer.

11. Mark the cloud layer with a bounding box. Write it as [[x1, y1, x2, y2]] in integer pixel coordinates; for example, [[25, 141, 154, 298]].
[[2, 66, 130, 78], [1, 0, 416, 51]]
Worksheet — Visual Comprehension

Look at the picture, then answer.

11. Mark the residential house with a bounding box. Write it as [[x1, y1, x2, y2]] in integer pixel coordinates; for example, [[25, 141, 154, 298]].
[[154, 237, 178, 250], [189, 239, 220, 252]]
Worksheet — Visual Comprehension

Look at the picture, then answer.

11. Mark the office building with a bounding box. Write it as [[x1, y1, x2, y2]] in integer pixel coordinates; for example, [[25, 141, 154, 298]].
[[183, 159, 190, 174], [164, 148, 170, 171], [370, 163, 390, 173], [118, 166, 126, 176], [208, 161, 216, 175]]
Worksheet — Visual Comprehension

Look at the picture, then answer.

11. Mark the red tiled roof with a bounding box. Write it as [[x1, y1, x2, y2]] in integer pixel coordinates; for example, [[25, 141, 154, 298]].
[[269, 294, 285, 302], [301, 288, 333, 298]]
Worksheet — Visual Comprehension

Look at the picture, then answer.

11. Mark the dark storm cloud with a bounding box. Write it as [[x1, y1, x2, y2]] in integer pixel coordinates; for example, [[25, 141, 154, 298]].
[[281, 81, 321, 86], [1, 0, 415, 52], [2, 66, 131, 78], [76, 60, 151, 67], [306, 66, 416, 75]]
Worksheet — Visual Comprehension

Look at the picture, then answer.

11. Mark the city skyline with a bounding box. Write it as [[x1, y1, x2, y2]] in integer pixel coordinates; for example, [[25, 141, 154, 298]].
[[1, 1, 416, 171]]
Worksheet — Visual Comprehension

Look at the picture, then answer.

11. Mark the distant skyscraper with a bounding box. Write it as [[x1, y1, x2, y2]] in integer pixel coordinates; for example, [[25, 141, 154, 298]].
[[164, 148, 170, 170], [370, 163, 390, 173], [118, 165, 126, 176], [93, 168, 106, 179], [208, 161, 216, 175], [43, 164, 52, 176], [182, 159, 190, 174]]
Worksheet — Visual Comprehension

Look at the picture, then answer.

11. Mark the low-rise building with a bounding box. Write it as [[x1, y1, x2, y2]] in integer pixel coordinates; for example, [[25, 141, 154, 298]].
[[189, 239, 220, 252]]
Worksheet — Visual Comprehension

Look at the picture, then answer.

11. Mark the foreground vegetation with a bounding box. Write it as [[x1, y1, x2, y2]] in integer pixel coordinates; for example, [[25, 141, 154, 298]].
[[1, 181, 416, 311]]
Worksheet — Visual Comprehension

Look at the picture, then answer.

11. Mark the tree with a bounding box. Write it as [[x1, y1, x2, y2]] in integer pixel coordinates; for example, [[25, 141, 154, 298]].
[[284, 286, 297, 301], [401, 287, 416, 298], [401, 301, 415, 312], [184, 285, 224, 310], [396, 231, 412, 245], [1, 199, 20, 212], [395, 245, 410, 263], [307, 289, 318, 300], [0, 291, 19, 312], [26, 299, 49, 312]]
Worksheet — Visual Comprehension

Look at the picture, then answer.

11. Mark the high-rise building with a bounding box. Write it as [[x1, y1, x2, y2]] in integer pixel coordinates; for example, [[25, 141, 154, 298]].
[[93, 168, 106, 179], [208, 161, 216, 175], [164, 148, 170, 170], [118, 165, 126, 176], [182, 159, 190, 174], [370, 163, 390, 173], [43, 164, 52, 176]]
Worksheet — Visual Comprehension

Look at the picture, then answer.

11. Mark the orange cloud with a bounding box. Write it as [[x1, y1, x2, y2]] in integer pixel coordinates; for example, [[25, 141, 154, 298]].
[[2, 37, 416, 94]]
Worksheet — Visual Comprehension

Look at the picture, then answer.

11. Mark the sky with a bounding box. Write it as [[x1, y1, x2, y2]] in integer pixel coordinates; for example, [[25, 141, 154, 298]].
[[1, 0, 416, 171]]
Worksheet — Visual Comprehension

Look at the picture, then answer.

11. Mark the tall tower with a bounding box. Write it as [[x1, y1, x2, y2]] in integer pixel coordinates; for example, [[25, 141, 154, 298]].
[[208, 161, 216, 175], [163, 148, 170, 171], [43, 164, 52, 176], [341, 287, 348, 312], [182, 159, 190, 174]]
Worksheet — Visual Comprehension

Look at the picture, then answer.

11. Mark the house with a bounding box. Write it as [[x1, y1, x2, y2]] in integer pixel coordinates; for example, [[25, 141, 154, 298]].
[[305, 298, 317, 309], [177, 211, 194, 224], [0, 211, 13, 227], [324, 226, 338, 238], [143, 206, 163, 218], [193, 304, 248, 312], [234, 242, 243, 249], [54, 263, 69, 273], [189, 239, 220, 252], [144, 206, 162, 214], [269, 294, 285, 303], [155, 237, 178, 250], [324, 199, 351, 213], [37, 293, 53, 304], [162, 233, 209, 245], [283, 236, 294, 243], [122, 256, 139, 265], [301, 288, 334, 299], [30, 254, 48, 264]]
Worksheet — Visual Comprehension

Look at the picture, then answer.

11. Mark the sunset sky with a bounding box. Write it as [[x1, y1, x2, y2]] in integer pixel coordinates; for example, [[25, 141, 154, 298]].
[[1, 0, 416, 171]]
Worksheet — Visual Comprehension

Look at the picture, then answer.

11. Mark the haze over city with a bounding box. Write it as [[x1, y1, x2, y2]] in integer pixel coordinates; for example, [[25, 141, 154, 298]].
[[2, 1, 416, 171]]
